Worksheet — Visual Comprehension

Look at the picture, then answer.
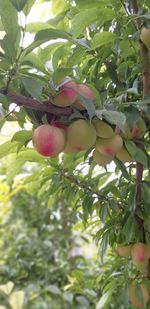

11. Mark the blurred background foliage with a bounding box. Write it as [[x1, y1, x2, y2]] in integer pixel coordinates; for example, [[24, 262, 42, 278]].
[[0, 140, 105, 309]]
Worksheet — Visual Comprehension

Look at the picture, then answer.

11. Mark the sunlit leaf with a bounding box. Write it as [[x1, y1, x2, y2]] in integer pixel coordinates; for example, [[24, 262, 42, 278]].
[[24, 29, 72, 55], [96, 289, 114, 309], [0, 141, 18, 159], [11, 130, 32, 144], [0, 0, 19, 41], [9, 291, 24, 309], [0, 282, 14, 295]]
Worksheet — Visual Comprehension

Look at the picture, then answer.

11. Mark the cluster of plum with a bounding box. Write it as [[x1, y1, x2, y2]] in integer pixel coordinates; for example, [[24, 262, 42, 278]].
[[116, 243, 150, 307], [32, 78, 146, 167], [92, 115, 146, 166]]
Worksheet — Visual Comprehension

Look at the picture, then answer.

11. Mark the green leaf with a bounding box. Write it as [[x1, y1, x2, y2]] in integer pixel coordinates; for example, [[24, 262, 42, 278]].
[[135, 284, 146, 305], [98, 7, 116, 23], [22, 53, 47, 73], [76, 296, 89, 306], [9, 0, 27, 11], [24, 29, 72, 55], [92, 32, 116, 49], [7, 159, 24, 184], [23, 0, 36, 15], [63, 291, 73, 303], [52, 68, 73, 85], [96, 289, 114, 309], [128, 185, 136, 211], [100, 232, 109, 261], [114, 158, 131, 181], [99, 203, 108, 223], [67, 45, 86, 66], [82, 195, 94, 221], [1, 34, 17, 61], [0, 141, 18, 159], [45, 285, 61, 295], [71, 8, 99, 38], [35, 28, 71, 42], [38, 42, 64, 63], [52, 45, 70, 70], [125, 141, 148, 168], [124, 140, 137, 156], [141, 182, 150, 210], [26, 22, 52, 33], [11, 130, 32, 144], [17, 149, 46, 164], [78, 94, 96, 120], [47, 13, 67, 27], [9, 291, 24, 309], [71, 7, 115, 38], [124, 110, 140, 129], [51, 0, 69, 14], [21, 76, 43, 99], [0, 0, 19, 41], [122, 216, 136, 242]]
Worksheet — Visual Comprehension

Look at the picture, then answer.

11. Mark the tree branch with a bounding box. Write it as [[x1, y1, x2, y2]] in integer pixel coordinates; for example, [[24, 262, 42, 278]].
[[132, 0, 150, 96], [0, 89, 73, 116], [131, 0, 150, 211], [132, 0, 150, 277]]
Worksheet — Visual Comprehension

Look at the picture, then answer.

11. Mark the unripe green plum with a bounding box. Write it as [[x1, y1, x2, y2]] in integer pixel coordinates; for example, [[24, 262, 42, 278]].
[[140, 27, 150, 46], [53, 80, 78, 107], [67, 119, 96, 151], [121, 118, 146, 140], [116, 146, 134, 163], [131, 243, 150, 271], [32, 124, 66, 157], [96, 135, 123, 156], [73, 84, 96, 111], [116, 244, 132, 257], [134, 118, 147, 139], [129, 283, 149, 308], [63, 140, 81, 154], [63, 144, 80, 154], [92, 119, 114, 138], [93, 149, 113, 166], [121, 122, 133, 140]]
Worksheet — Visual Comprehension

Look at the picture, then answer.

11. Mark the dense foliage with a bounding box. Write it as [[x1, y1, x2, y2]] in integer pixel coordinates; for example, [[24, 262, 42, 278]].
[[0, 0, 150, 308]]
